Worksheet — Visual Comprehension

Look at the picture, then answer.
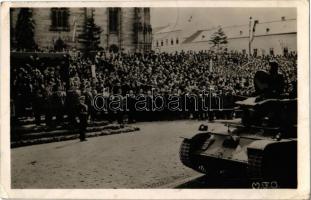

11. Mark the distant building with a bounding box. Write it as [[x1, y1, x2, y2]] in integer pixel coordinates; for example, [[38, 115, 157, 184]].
[[152, 17, 296, 56], [152, 25, 183, 53], [11, 8, 152, 53]]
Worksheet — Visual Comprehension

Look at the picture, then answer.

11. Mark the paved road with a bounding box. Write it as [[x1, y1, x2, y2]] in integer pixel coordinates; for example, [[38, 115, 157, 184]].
[[12, 120, 217, 189]]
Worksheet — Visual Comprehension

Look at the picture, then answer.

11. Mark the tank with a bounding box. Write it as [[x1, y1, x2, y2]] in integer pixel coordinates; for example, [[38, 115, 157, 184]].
[[179, 70, 297, 188]]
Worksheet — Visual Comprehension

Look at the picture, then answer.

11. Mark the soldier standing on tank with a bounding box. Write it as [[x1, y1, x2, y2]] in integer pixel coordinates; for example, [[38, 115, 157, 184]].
[[267, 61, 285, 98], [77, 96, 88, 142]]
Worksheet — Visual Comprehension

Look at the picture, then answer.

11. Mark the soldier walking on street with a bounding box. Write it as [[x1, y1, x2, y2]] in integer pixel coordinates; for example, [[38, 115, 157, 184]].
[[77, 96, 88, 142]]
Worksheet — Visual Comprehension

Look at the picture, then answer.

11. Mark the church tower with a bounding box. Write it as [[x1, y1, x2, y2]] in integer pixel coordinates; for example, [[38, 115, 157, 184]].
[[10, 7, 153, 53]]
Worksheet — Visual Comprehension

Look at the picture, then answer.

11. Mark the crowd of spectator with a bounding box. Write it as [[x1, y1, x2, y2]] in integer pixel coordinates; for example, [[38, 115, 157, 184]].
[[11, 49, 297, 127]]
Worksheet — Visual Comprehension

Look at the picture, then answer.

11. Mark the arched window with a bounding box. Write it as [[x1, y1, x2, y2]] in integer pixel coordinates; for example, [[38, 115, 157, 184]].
[[171, 39, 174, 45], [176, 38, 179, 44], [50, 8, 69, 31]]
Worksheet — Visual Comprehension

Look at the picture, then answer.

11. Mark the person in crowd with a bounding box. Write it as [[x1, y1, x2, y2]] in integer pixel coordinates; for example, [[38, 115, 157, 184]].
[[11, 50, 297, 127]]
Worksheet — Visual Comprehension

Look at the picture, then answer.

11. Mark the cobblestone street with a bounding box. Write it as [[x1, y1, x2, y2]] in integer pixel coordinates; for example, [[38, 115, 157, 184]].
[[12, 120, 225, 188]]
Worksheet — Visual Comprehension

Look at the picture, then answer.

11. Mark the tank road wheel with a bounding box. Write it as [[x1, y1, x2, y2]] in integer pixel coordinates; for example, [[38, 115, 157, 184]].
[[179, 133, 214, 175]]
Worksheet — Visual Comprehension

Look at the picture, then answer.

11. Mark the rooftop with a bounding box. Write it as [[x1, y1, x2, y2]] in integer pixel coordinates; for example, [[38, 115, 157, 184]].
[[185, 18, 296, 43], [153, 18, 297, 44]]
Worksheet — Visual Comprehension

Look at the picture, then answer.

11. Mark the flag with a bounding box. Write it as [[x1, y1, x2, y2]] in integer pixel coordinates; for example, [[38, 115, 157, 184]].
[[72, 16, 77, 42], [250, 19, 259, 43]]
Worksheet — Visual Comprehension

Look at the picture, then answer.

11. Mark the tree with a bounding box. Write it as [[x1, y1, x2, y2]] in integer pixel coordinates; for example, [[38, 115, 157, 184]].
[[78, 13, 102, 55], [15, 8, 37, 50], [209, 27, 228, 52]]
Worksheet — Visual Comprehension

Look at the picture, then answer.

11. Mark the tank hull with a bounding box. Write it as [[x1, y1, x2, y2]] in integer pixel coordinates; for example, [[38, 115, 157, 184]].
[[180, 131, 297, 188]]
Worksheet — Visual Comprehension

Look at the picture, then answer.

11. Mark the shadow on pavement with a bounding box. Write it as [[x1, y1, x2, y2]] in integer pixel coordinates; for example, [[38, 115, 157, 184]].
[[54, 141, 81, 149], [175, 175, 250, 188]]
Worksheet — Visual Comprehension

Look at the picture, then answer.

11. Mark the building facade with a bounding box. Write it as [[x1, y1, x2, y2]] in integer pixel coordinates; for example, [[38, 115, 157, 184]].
[[152, 25, 183, 53], [152, 17, 296, 56], [11, 8, 152, 53]]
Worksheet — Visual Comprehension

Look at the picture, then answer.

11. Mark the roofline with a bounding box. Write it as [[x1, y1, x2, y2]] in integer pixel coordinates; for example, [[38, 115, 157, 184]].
[[154, 29, 182, 34], [197, 18, 297, 32], [186, 31, 296, 44], [153, 18, 297, 35]]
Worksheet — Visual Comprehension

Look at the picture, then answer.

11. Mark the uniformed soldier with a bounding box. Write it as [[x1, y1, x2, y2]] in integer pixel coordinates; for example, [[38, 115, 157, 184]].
[[268, 61, 285, 97], [66, 81, 81, 127], [127, 89, 136, 123], [77, 96, 88, 142]]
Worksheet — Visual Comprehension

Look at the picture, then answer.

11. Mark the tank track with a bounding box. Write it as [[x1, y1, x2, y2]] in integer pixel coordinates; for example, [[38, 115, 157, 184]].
[[179, 138, 209, 174], [247, 149, 264, 181], [179, 138, 193, 168]]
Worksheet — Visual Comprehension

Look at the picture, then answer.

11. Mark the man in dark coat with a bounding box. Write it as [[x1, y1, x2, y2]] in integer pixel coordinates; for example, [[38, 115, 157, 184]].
[[77, 96, 88, 142], [66, 82, 81, 127], [268, 61, 285, 97], [32, 85, 45, 125]]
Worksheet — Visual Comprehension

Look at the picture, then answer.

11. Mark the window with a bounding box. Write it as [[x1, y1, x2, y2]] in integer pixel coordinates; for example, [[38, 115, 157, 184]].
[[269, 48, 274, 56], [239, 30, 243, 35], [156, 40, 159, 47], [176, 38, 179, 44], [283, 47, 288, 56], [144, 8, 150, 13], [161, 40, 163, 46], [50, 8, 69, 31], [202, 35, 205, 39], [242, 49, 246, 55], [171, 39, 174, 45], [266, 28, 270, 33], [109, 8, 119, 33], [166, 39, 168, 45], [253, 48, 258, 57]]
